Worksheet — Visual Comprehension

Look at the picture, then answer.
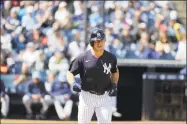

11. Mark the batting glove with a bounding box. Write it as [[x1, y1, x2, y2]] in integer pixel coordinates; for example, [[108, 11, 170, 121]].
[[72, 82, 81, 92], [109, 83, 117, 96]]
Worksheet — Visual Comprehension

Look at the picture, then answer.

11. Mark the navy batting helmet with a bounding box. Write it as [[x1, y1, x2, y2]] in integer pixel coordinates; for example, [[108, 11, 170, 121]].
[[90, 27, 105, 46]]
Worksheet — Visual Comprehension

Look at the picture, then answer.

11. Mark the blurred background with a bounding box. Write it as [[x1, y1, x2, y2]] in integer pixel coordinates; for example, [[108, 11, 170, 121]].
[[0, 0, 186, 122]]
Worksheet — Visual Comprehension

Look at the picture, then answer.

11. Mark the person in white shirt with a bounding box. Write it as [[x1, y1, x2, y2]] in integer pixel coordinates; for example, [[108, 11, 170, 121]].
[[21, 42, 37, 68], [44, 70, 56, 93], [175, 33, 186, 61], [54, 1, 71, 28], [67, 30, 85, 62], [22, 6, 39, 31], [48, 50, 69, 74]]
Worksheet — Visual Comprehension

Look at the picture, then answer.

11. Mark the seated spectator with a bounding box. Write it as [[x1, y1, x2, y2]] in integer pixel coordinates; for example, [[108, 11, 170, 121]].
[[17, 1, 27, 21], [4, 7, 20, 34], [175, 33, 186, 60], [72, 1, 84, 29], [48, 50, 69, 74], [54, 1, 72, 29], [0, 52, 8, 74], [13, 62, 31, 93], [22, 71, 52, 119], [110, 6, 125, 34], [34, 50, 47, 81], [149, 15, 164, 44], [14, 64, 30, 85], [109, 38, 126, 58], [2, 1, 12, 19], [67, 29, 86, 61], [46, 22, 68, 55], [173, 23, 186, 42], [135, 32, 153, 59], [45, 21, 60, 54], [44, 70, 56, 93], [131, 9, 141, 41], [40, 9, 54, 35], [104, 26, 115, 51], [50, 71, 73, 120], [167, 11, 185, 43], [20, 42, 38, 70], [155, 30, 174, 60], [35, 1, 48, 26], [0, 80, 10, 118], [12, 34, 26, 53], [89, 6, 103, 28], [1, 28, 12, 53], [22, 6, 39, 31], [31, 28, 43, 50], [119, 27, 135, 48]]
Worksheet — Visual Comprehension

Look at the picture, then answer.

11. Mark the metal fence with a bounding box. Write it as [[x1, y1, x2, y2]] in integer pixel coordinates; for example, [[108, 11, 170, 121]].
[[142, 73, 186, 121]]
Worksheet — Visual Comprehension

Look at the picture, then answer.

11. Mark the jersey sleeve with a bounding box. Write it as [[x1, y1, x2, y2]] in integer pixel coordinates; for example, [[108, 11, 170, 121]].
[[111, 55, 118, 73], [69, 55, 82, 75]]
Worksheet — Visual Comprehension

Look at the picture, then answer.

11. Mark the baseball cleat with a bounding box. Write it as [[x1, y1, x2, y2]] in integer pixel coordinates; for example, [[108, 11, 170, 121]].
[[112, 111, 122, 117]]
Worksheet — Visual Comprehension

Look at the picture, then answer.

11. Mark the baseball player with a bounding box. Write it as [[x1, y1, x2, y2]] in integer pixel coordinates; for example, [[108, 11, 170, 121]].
[[0, 80, 10, 118], [22, 71, 52, 119], [67, 27, 119, 124], [50, 71, 73, 120]]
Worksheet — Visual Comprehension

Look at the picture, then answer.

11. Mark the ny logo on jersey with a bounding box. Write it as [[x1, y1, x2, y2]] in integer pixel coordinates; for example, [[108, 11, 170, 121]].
[[103, 63, 111, 74], [97, 32, 101, 37]]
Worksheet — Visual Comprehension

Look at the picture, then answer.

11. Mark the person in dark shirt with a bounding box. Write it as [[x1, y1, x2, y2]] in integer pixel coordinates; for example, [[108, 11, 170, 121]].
[[67, 27, 119, 123], [50, 71, 73, 120], [0, 80, 10, 118], [22, 71, 52, 119]]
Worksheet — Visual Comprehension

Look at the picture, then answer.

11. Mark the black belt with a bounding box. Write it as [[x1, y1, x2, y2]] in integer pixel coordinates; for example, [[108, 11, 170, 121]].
[[89, 90, 105, 95]]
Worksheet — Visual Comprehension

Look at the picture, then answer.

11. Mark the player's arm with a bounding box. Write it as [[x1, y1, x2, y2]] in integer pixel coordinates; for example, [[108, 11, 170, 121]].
[[66, 56, 81, 85], [110, 55, 119, 84], [66, 71, 76, 85], [66, 56, 82, 92], [111, 68, 119, 84], [108, 55, 119, 96]]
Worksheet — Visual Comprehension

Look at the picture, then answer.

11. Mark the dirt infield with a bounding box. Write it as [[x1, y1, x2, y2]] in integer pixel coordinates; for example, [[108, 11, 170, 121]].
[[0, 119, 186, 124]]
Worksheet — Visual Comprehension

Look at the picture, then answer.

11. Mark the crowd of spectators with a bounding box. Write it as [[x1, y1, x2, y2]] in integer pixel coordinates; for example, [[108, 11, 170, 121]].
[[1, 1, 186, 78]]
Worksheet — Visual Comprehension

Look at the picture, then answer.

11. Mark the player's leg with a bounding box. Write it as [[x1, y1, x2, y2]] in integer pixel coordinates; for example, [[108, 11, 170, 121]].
[[40, 95, 51, 115], [111, 96, 117, 112], [112, 96, 122, 117], [44, 94, 53, 105], [54, 95, 73, 120], [95, 105, 112, 124], [78, 91, 95, 124], [22, 95, 33, 118], [95, 95, 113, 124], [1, 94, 10, 117], [63, 99, 73, 118], [54, 99, 66, 119]]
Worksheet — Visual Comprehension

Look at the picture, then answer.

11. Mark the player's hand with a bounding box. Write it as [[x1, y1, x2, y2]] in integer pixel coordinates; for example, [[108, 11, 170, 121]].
[[72, 82, 81, 92], [108, 83, 117, 96], [32, 94, 40, 101], [64, 94, 70, 100]]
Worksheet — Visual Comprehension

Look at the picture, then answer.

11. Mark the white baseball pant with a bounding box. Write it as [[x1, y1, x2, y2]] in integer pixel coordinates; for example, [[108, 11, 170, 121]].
[[53, 95, 73, 119], [112, 96, 117, 112], [1, 94, 10, 117], [78, 90, 113, 124], [22, 95, 52, 114]]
